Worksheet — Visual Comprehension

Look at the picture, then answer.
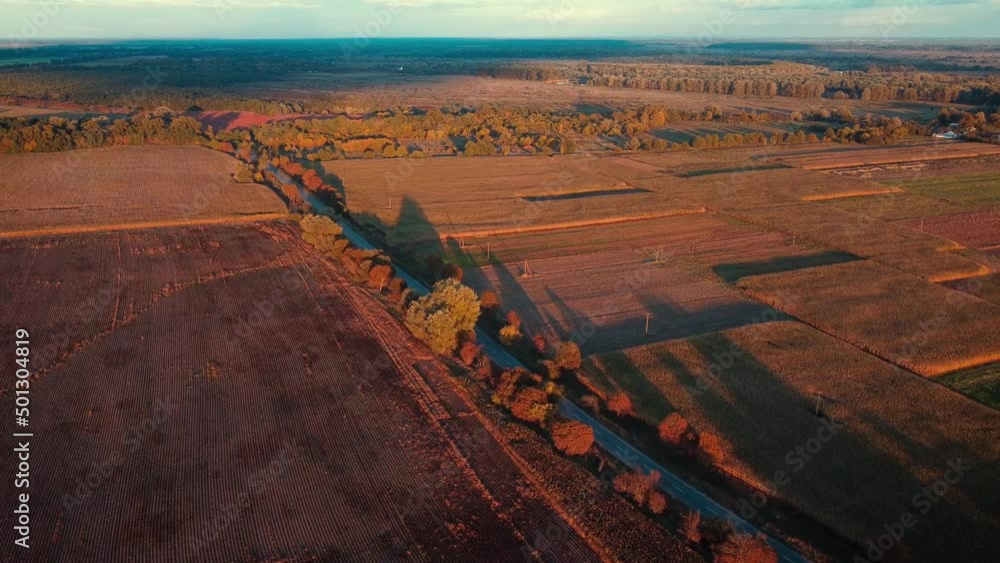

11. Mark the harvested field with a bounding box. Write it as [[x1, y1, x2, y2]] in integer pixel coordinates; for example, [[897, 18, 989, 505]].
[[820, 192, 971, 221], [429, 212, 855, 279], [0, 221, 605, 562], [771, 141, 1000, 170], [943, 273, 1000, 306], [185, 110, 308, 131], [900, 211, 1000, 250], [463, 250, 774, 355], [0, 104, 77, 118], [0, 145, 286, 235], [737, 260, 1000, 376], [582, 321, 1000, 563], [324, 156, 702, 241]]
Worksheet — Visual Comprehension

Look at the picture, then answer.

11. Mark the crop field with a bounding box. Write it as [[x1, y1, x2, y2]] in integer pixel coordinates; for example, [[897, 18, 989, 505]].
[[0, 221, 604, 562], [240, 73, 949, 119], [0, 104, 78, 118], [324, 156, 702, 241], [939, 361, 1000, 409], [581, 321, 1000, 563], [651, 121, 803, 144], [431, 212, 857, 284], [0, 146, 286, 236], [463, 250, 774, 355], [770, 141, 1000, 170], [899, 211, 1000, 250], [884, 170, 1000, 209], [736, 260, 1000, 376]]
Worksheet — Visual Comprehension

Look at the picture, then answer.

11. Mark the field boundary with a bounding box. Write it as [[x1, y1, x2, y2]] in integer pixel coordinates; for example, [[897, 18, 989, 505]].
[[442, 208, 706, 240], [0, 213, 289, 239]]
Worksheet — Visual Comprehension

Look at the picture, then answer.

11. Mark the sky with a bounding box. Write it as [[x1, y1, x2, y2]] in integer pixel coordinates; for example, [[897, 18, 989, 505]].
[[2, 0, 999, 41]]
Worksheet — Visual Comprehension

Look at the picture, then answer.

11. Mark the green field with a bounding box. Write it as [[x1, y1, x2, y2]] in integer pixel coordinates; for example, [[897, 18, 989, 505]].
[[887, 171, 1000, 208], [939, 361, 1000, 409]]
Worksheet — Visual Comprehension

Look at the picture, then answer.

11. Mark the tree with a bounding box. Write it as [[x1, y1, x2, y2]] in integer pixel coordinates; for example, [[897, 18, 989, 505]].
[[658, 413, 691, 446], [716, 534, 778, 563], [607, 392, 633, 417], [510, 387, 552, 424], [555, 341, 581, 371], [405, 279, 481, 354], [551, 420, 594, 456], [368, 264, 393, 291]]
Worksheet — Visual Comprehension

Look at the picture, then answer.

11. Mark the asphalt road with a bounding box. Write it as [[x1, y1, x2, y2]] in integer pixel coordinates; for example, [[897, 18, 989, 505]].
[[274, 165, 810, 563]]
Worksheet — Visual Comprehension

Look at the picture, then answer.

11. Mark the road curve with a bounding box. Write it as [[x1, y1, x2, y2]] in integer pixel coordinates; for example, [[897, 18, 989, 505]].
[[272, 165, 810, 563]]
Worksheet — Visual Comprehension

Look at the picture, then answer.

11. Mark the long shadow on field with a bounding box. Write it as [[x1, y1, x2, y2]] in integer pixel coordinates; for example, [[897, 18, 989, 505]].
[[671, 333, 982, 563], [712, 251, 859, 284]]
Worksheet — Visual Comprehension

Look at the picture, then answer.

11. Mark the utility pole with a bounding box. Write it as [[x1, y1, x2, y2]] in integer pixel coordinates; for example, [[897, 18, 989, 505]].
[[486, 242, 491, 261]]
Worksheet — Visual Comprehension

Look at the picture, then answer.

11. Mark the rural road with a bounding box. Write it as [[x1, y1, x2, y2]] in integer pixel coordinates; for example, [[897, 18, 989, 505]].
[[271, 166, 810, 563]]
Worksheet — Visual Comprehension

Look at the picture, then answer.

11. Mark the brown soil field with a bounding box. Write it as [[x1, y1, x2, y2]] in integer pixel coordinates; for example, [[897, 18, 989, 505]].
[[582, 321, 1000, 563], [324, 155, 702, 241], [821, 192, 972, 221], [432, 212, 858, 287], [736, 260, 1000, 376], [771, 141, 1000, 170], [463, 250, 773, 355], [0, 145, 286, 235], [0, 104, 80, 118], [0, 221, 619, 562], [900, 211, 1000, 250]]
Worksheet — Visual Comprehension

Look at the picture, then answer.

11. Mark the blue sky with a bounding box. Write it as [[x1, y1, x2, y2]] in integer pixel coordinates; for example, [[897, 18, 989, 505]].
[[2, 0, 999, 41]]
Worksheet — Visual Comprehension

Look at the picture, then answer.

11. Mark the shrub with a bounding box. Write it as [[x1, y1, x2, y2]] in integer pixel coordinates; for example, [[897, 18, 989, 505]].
[[698, 431, 726, 466], [532, 334, 548, 355], [580, 394, 601, 414], [715, 534, 778, 563], [328, 239, 351, 258], [441, 263, 464, 282], [607, 392, 633, 417], [480, 290, 500, 312], [648, 491, 668, 514], [613, 471, 654, 505], [551, 420, 594, 456], [510, 387, 552, 425], [555, 341, 582, 371], [682, 511, 703, 544], [506, 310, 522, 330], [405, 279, 481, 354], [658, 413, 692, 446], [388, 277, 408, 304], [499, 324, 522, 346], [492, 368, 528, 407], [540, 359, 561, 380], [459, 341, 481, 367]]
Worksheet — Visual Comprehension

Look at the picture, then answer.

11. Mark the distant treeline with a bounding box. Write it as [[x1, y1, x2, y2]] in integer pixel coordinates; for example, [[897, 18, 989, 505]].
[[479, 62, 1000, 105]]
